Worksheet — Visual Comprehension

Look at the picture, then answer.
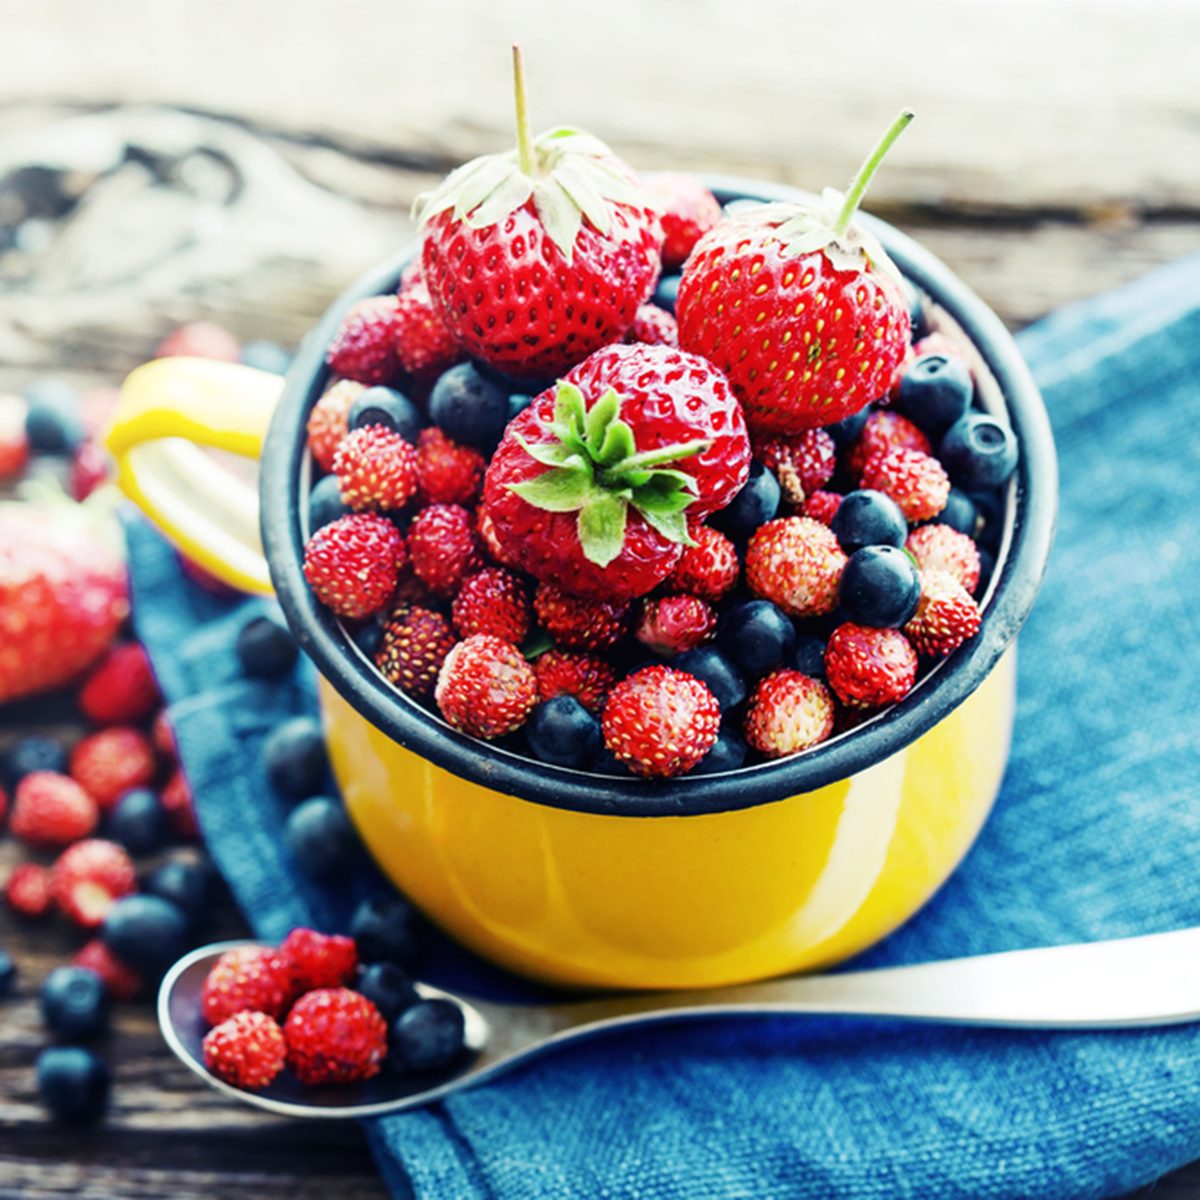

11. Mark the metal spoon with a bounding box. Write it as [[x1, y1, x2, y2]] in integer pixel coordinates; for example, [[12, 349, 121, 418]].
[[159, 928, 1200, 1120]]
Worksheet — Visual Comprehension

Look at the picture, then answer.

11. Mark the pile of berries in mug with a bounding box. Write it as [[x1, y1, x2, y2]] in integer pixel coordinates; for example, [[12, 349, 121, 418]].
[[299, 104, 1017, 781]]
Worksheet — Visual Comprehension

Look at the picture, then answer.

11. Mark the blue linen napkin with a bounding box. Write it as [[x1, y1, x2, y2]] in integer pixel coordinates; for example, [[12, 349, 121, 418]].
[[126, 253, 1200, 1200]]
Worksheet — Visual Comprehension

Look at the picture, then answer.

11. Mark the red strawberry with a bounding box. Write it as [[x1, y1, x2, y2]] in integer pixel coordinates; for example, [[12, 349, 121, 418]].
[[601, 665, 720, 778], [406, 504, 482, 597], [5, 862, 53, 917], [635, 595, 717, 657], [451, 568, 531, 644], [848, 409, 931, 478], [156, 322, 240, 362], [645, 173, 723, 271], [69, 441, 112, 502], [202, 945, 295, 1025], [283, 987, 387, 1085], [391, 282, 465, 384], [905, 524, 981, 594], [152, 710, 178, 761], [744, 669, 836, 758], [533, 649, 616, 714], [476, 506, 515, 567], [50, 838, 137, 928], [306, 380, 364, 472], [325, 296, 409, 386], [280, 928, 359, 992], [416, 428, 485, 506], [755, 429, 837, 505], [375, 605, 457, 700], [667, 525, 739, 602], [303, 513, 406, 618], [333, 426, 419, 513], [204, 1010, 288, 1090], [825, 622, 918, 709], [0, 501, 129, 704], [625, 305, 680, 348], [746, 517, 847, 618], [802, 490, 843, 525], [160, 769, 199, 840], [0, 393, 30, 479], [69, 727, 157, 810], [435, 634, 538, 739], [11, 772, 98, 847], [77, 643, 160, 725], [678, 113, 914, 434], [483, 343, 751, 600], [533, 583, 629, 651], [904, 570, 982, 658], [860, 447, 949, 523], [73, 939, 142, 1001], [415, 48, 663, 383], [912, 332, 971, 377]]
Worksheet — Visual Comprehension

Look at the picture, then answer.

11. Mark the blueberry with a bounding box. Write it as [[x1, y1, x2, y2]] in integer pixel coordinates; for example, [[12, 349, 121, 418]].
[[717, 600, 796, 678], [839, 546, 921, 628], [106, 788, 170, 854], [507, 393, 534, 422], [352, 619, 385, 660], [689, 728, 747, 774], [789, 635, 827, 679], [308, 474, 347, 532], [23, 380, 83, 455], [141, 858, 215, 929], [236, 613, 298, 679], [824, 406, 871, 450], [710, 463, 781, 542], [36, 1046, 111, 1124], [653, 273, 681, 314], [525, 696, 602, 769], [40, 966, 109, 1041], [939, 414, 1019, 490], [348, 386, 423, 444], [390, 998, 466, 1073], [102, 894, 190, 976], [240, 340, 293, 375], [0, 947, 16, 998], [896, 354, 972, 435], [285, 797, 359, 880], [934, 487, 978, 537], [830, 489, 908, 553], [350, 894, 424, 968], [674, 647, 747, 711], [428, 364, 509, 450], [263, 716, 328, 799], [355, 962, 419, 1022], [2, 734, 67, 789]]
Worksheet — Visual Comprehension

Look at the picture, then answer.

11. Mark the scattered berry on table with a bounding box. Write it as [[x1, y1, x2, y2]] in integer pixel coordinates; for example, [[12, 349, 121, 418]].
[[105, 787, 170, 855], [533, 584, 630, 652], [754, 429, 837, 505], [101, 893, 190, 976], [281, 928, 359, 992], [744, 670, 836, 759], [40, 965, 110, 1041], [802, 487, 843, 525], [235, 613, 299, 679], [307, 473, 348, 532], [141, 857, 215, 930], [689, 728, 748, 774], [896, 353, 973, 435], [847, 409, 931, 479], [333, 425, 419, 513], [354, 962, 418, 1023], [824, 622, 919, 709], [645, 173, 723, 271], [50, 838, 137, 928], [746, 517, 846, 619], [303, 513, 405, 618], [350, 894, 424, 968], [156, 322, 240, 362], [285, 797, 360, 880], [203, 1010, 287, 1090], [524, 695, 602, 769], [390, 998, 467, 1074], [934, 486, 978, 537], [428, 363, 511, 451], [716, 599, 797, 679], [859, 446, 949, 523], [160, 769, 199, 841], [905, 524, 981, 594], [533, 649, 615, 715], [673, 646, 747, 712], [415, 427, 486, 506], [5, 862, 54, 918], [348, 386, 423, 445], [406, 503, 483, 597], [2, 735, 68, 789], [306, 380, 363, 472], [709, 462, 781, 543], [435, 634, 538, 739], [790, 635, 828, 680], [36, 1045, 111, 1125], [76, 643, 160, 725], [938, 413, 1019, 490], [325, 296, 410, 386], [904, 570, 983, 658], [69, 727, 158, 810], [625, 305, 680, 348], [72, 940, 142, 1002], [284, 987, 388, 1085], [635, 594, 717, 657], [668, 526, 739, 602], [653, 273, 681, 314], [375, 605, 457, 700], [10, 772, 99, 847], [838, 545, 922, 628], [240, 340, 293, 375], [451, 568, 531, 644], [202, 945, 294, 1025]]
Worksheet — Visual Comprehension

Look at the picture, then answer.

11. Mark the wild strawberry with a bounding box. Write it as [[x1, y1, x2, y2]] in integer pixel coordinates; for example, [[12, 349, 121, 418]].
[[435, 634, 538, 739], [912, 332, 971, 376], [69, 727, 157, 810], [533, 583, 629, 651], [635, 595, 717, 657], [755, 429, 837, 505], [802, 490, 843, 525], [284, 987, 388, 1085], [415, 48, 663, 383], [152, 710, 178, 761], [204, 1011, 288, 1089], [375, 605, 457, 700], [476, 506, 515, 567], [825, 622, 918, 708], [325, 296, 409, 386], [50, 838, 136, 928], [202, 945, 295, 1025], [678, 113, 914, 433], [303, 513, 405, 618], [744, 670, 836, 759], [645, 173, 723, 271], [156, 322, 240, 362], [391, 282, 465, 384], [484, 343, 750, 600], [415, 427, 485, 506], [667, 525, 739, 602], [398, 253, 425, 293], [306, 380, 363, 472], [160, 769, 199, 840], [625, 305, 679, 348], [11, 772, 98, 847], [73, 940, 142, 1001], [0, 393, 30, 479], [601, 666, 720, 778], [848, 409, 931, 478], [904, 570, 982, 658], [451, 568, 531, 643], [533, 649, 616, 714], [905, 524, 981, 594], [860, 447, 949, 522], [746, 517, 846, 618], [5, 862, 53, 917], [407, 504, 482, 597], [332, 426, 419, 513], [280, 928, 359, 992], [77, 643, 160, 725], [0, 501, 128, 705]]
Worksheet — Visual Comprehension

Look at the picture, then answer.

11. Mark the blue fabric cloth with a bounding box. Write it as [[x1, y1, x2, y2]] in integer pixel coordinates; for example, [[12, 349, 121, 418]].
[[126, 254, 1200, 1200]]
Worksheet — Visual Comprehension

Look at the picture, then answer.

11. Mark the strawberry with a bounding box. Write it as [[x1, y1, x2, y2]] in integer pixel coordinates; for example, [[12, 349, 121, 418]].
[[77, 643, 160, 725], [73, 940, 142, 1002], [625, 305, 680, 348], [0, 393, 30, 479], [745, 517, 847, 618], [904, 570, 982, 658], [156, 322, 240, 362], [677, 112, 914, 433], [483, 343, 750, 600], [533, 583, 629, 651], [848, 409, 931, 479], [667, 525, 739, 602], [50, 838, 137, 928], [415, 48, 663, 383], [755, 429, 837, 505], [859, 446, 949, 523], [0, 501, 129, 705], [912, 332, 971, 377], [905, 524, 981, 594], [204, 1010, 288, 1090], [744, 669, 836, 759], [332, 426, 419, 513], [824, 622, 918, 709], [391, 281, 465, 385], [375, 605, 457, 699], [283, 987, 388, 1085], [601, 665, 720, 778], [5, 862, 53, 918], [280, 928, 359, 992], [325, 296, 409, 386], [533, 649, 616, 715], [644, 173, 723, 271], [635, 595, 717, 657], [451, 568, 531, 644], [160, 769, 199, 840], [406, 503, 482, 597], [306, 380, 364, 472], [303, 513, 406, 618], [435, 634, 538, 739], [415, 427, 485, 506], [152, 710, 178, 761], [476, 506, 516, 567], [202, 945, 295, 1025], [11, 772, 98, 847], [69, 727, 157, 810], [69, 441, 112, 502], [802, 490, 843, 525]]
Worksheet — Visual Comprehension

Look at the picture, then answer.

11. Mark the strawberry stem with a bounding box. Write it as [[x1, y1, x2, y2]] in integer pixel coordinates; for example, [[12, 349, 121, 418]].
[[832, 109, 914, 238], [512, 44, 536, 177]]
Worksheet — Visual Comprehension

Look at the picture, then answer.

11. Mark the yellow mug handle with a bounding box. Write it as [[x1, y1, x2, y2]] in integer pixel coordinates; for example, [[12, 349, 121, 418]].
[[104, 357, 284, 595]]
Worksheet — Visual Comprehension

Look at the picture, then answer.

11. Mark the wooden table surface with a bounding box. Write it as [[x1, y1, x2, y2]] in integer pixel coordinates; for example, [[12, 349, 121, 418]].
[[2, 1, 1199, 1195]]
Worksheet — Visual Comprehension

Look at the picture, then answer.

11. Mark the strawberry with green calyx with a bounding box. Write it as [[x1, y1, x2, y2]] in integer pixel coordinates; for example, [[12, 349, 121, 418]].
[[678, 111, 915, 434], [414, 46, 663, 383]]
